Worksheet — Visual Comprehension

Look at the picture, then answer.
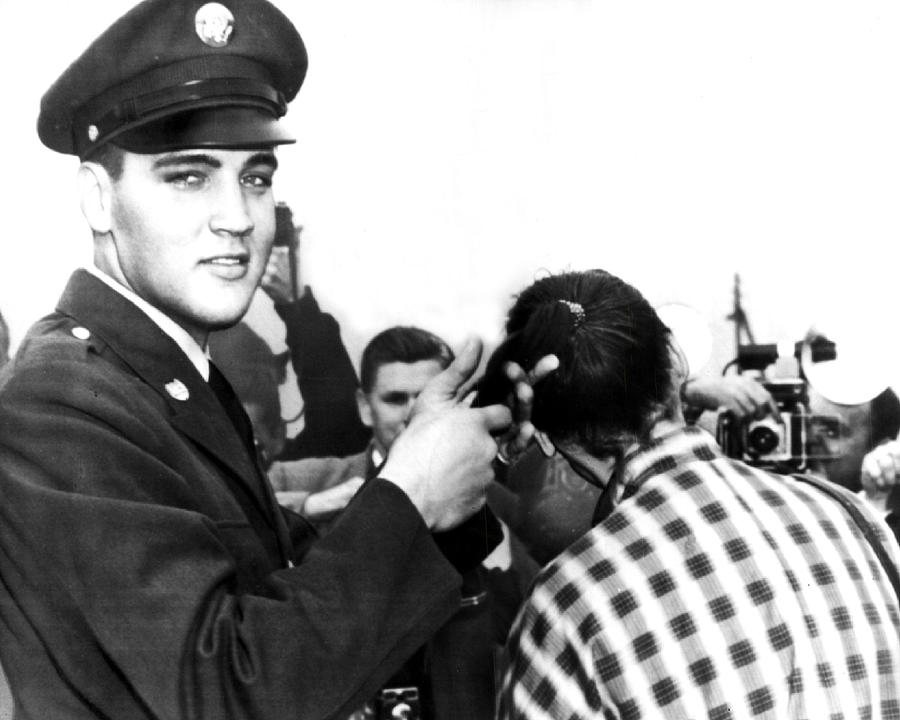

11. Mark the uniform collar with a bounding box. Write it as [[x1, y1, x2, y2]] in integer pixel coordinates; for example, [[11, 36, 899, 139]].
[[84, 265, 210, 381]]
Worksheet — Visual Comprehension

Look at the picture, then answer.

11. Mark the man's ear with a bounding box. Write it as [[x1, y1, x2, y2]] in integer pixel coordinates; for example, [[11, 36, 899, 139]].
[[534, 430, 556, 458], [356, 389, 373, 428], [77, 162, 113, 235]]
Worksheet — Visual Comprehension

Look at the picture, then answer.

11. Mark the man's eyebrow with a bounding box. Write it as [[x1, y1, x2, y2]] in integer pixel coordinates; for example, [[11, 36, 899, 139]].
[[246, 151, 278, 171], [152, 153, 222, 170]]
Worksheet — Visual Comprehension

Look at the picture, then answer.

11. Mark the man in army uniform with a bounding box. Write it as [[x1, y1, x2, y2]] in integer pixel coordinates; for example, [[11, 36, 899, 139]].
[[0, 1, 539, 718]]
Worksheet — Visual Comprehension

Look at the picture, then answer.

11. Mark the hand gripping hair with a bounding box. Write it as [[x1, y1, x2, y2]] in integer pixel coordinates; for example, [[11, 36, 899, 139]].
[[480, 269, 677, 459]]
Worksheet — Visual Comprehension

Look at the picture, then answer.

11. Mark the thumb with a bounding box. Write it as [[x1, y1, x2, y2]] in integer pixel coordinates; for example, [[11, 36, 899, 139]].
[[417, 337, 483, 409]]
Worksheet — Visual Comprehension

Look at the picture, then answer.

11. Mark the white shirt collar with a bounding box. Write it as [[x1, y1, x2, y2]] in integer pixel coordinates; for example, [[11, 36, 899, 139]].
[[85, 266, 210, 381]]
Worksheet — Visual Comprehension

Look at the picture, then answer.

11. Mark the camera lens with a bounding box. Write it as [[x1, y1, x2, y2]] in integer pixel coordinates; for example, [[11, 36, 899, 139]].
[[748, 425, 779, 454]]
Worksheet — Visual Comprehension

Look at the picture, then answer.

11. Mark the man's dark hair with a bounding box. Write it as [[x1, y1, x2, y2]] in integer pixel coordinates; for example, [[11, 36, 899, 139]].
[[360, 326, 454, 394], [482, 269, 676, 457], [87, 142, 126, 180]]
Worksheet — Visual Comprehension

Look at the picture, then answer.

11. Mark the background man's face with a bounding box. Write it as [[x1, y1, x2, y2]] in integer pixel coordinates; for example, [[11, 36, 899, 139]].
[[104, 148, 278, 342], [807, 387, 873, 491], [359, 359, 444, 455]]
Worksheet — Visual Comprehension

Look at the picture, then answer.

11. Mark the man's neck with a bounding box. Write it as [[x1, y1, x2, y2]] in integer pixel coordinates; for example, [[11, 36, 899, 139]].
[[85, 266, 211, 381]]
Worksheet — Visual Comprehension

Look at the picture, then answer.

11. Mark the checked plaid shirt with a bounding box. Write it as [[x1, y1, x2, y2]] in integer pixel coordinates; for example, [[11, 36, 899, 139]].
[[498, 426, 900, 719]]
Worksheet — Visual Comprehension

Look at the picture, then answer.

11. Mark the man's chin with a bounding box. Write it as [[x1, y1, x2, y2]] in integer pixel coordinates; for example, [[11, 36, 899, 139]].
[[205, 313, 249, 332], [191, 299, 255, 335]]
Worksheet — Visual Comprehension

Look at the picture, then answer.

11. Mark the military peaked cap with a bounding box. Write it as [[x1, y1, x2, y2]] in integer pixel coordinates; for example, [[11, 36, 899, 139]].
[[38, 0, 307, 158]]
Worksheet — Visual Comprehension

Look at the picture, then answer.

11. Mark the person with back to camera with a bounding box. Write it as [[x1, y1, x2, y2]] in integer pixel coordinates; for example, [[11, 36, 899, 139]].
[[486, 269, 900, 719], [0, 2, 551, 718], [487, 354, 783, 590]]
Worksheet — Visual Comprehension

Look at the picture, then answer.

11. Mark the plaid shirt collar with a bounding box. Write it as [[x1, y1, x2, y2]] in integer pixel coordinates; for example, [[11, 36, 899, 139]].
[[618, 424, 721, 496]]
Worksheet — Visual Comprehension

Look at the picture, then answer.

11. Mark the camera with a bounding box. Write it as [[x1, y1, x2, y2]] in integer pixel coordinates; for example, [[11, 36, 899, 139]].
[[715, 340, 841, 473], [365, 687, 421, 720]]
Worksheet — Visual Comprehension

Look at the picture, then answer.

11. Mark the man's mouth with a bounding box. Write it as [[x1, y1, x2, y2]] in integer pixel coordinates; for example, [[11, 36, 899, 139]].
[[201, 254, 250, 278], [204, 255, 247, 266]]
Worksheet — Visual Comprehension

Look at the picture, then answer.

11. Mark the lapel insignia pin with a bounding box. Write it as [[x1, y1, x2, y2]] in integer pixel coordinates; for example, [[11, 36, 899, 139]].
[[195, 3, 235, 48], [165, 379, 190, 402]]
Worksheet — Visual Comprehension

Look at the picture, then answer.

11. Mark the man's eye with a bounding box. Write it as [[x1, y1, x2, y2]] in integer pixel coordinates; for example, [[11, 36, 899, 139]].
[[164, 172, 205, 188], [242, 173, 273, 189], [382, 394, 408, 405]]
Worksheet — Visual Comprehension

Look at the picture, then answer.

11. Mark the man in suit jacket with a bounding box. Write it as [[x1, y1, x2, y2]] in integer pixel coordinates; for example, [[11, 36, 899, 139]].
[[0, 2, 531, 718]]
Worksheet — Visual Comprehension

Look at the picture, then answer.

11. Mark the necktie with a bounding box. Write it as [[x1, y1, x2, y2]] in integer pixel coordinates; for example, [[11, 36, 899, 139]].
[[207, 361, 258, 462]]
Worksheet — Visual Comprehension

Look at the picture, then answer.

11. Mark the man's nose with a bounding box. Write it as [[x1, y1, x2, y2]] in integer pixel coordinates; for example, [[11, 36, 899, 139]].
[[209, 179, 254, 237]]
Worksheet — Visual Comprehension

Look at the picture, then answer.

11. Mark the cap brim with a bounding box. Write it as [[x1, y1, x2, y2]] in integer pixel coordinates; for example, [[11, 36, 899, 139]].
[[94, 106, 295, 156]]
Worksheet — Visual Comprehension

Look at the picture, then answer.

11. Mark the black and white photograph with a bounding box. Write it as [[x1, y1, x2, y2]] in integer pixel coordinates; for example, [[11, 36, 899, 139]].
[[0, 0, 899, 718]]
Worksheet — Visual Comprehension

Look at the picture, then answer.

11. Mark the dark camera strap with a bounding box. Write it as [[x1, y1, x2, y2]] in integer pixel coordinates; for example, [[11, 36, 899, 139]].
[[793, 473, 900, 606]]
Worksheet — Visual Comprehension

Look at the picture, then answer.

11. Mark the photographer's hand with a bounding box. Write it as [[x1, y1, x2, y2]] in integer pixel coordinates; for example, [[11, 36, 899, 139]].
[[683, 375, 780, 421]]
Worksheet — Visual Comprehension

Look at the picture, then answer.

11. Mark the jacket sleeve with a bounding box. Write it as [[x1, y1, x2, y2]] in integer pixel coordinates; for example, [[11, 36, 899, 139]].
[[0, 355, 460, 720], [275, 289, 371, 460]]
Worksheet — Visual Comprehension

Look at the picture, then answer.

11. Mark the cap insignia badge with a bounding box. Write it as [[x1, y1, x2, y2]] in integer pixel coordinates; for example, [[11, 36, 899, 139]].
[[165, 379, 190, 402], [195, 3, 235, 48]]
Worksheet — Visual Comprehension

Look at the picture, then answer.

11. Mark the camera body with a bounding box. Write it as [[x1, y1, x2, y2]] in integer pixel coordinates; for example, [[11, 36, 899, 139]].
[[354, 688, 421, 720], [717, 379, 806, 471], [368, 687, 421, 720], [716, 380, 842, 474], [713, 338, 844, 473]]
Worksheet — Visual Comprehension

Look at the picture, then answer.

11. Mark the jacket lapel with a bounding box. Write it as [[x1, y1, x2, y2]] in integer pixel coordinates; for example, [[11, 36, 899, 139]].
[[56, 270, 279, 530]]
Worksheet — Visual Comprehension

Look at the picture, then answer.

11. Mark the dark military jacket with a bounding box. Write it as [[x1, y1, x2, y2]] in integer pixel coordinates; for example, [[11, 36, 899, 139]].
[[0, 270, 461, 720]]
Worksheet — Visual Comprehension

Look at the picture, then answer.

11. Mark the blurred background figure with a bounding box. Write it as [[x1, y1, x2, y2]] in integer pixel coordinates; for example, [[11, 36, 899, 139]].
[[208, 206, 372, 461], [258, 203, 371, 461], [806, 385, 900, 496], [796, 323, 900, 539]]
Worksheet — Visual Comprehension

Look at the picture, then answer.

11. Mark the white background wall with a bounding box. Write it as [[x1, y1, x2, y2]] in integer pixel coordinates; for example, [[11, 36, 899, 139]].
[[2, 0, 900, 399]]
